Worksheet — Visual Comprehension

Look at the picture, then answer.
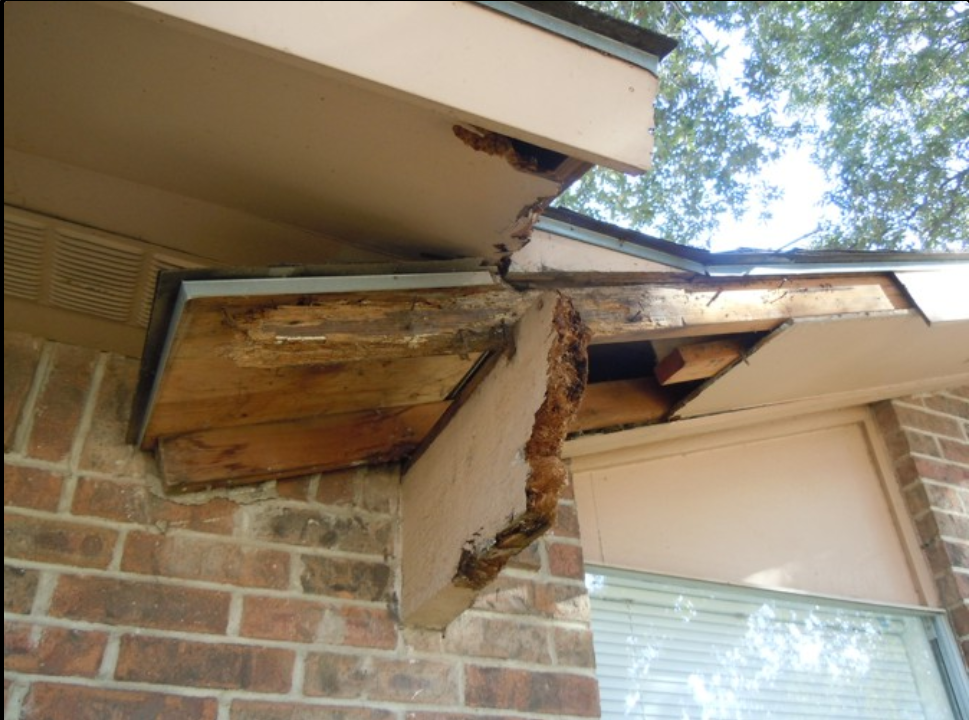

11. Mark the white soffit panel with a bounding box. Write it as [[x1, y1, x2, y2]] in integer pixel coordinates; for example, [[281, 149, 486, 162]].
[[896, 268, 969, 323], [673, 312, 969, 419]]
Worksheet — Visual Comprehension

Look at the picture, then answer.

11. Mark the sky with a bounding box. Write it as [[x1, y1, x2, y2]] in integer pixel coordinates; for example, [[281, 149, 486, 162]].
[[709, 146, 831, 253], [698, 24, 834, 254]]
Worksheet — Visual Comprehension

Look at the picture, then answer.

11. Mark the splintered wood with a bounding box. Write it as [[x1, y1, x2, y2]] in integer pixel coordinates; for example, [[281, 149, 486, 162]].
[[401, 293, 589, 629], [138, 270, 908, 492]]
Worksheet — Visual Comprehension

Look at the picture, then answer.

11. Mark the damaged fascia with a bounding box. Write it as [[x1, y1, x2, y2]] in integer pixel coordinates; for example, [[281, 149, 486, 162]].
[[130, 268, 498, 448]]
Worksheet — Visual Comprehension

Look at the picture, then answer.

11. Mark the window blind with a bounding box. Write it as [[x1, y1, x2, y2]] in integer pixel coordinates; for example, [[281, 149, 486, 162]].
[[587, 567, 963, 719]]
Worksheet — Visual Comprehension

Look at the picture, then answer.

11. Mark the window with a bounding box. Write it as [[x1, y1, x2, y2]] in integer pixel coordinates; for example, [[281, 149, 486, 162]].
[[588, 566, 969, 719]]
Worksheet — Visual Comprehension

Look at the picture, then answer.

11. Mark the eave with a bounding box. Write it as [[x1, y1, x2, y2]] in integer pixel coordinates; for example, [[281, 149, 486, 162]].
[[4, 1, 668, 267]]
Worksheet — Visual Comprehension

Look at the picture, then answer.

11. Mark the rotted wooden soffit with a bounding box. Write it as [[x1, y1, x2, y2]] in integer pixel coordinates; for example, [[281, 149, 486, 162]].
[[130, 262, 911, 493]]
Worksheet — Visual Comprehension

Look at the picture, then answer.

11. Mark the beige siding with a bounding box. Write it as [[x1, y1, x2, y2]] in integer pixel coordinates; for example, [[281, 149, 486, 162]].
[[574, 410, 930, 606]]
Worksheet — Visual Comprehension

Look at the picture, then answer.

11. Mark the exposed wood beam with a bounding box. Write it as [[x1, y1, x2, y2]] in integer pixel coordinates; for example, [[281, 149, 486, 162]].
[[157, 402, 448, 491], [571, 378, 673, 432], [569, 275, 907, 342], [401, 293, 589, 628], [174, 284, 529, 369], [142, 353, 479, 447], [655, 339, 745, 385]]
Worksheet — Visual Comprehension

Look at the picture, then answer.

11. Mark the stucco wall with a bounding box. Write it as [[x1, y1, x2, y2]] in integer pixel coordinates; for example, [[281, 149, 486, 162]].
[[873, 387, 969, 667], [3, 331, 599, 719]]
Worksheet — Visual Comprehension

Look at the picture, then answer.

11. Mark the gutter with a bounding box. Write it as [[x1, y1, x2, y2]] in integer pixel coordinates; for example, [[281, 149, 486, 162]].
[[537, 212, 969, 278]]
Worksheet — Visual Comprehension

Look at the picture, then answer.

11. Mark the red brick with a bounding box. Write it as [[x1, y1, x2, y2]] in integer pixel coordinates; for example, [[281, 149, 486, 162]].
[[304, 653, 458, 705], [331, 604, 398, 650], [471, 576, 537, 616], [233, 700, 394, 720], [4, 465, 64, 511], [276, 476, 314, 501], [4, 565, 39, 614], [23, 683, 218, 720], [872, 401, 903, 438], [26, 343, 97, 463], [72, 476, 238, 534], [507, 541, 542, 571], [299, 555, 390, 601], [945, 540, 969, 571], [122, 531, 289, 589], [301, 652, 366, 699], [940, 438, 969, 465], [4, 678, 10, 716], [915, 511, 942, 546], [547, 541, 585, 579], [3, 512, 117, 569], [535, 581, 592, 621], [116, 635, 294, 693], [248, 505, 391, 555], [240, 596, 324, 643], [550, 501, 581, 539], [925, 538, 956, 576], [402, 626, 445, 654], [464, 666, 599, 717], [925, 484, 967, 514], [903, 483, 931, 519], [893, 405, 965, 439], [923, 395, 969, 422], [443, 613, 550, 663], [50, 574, 230, 634], [950, 603, 969, 638], [365, 658, 458, 704], [935, 513, 969, 543], [358, 464, 399, 514], [4, 332, 43, 452], [903, 430, 942, 458], [250, 505, 391, 556], [913, 457, 969, 485], [78, 353, 153, 477], [937, 573, 965, 609], [4, 622, 106, 677], [554, 626, 597, 669], [316, 469, 357, 507]]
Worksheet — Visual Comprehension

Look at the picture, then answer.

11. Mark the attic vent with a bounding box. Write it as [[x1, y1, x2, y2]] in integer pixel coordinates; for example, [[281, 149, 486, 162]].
[[136, 255, 196, 328], [3, 214, 45, 301], [52, 229, 143, 323], [3, 205, 212, 329]]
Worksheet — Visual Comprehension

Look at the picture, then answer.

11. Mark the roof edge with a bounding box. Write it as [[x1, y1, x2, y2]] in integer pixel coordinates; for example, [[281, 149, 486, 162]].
[[540, 207, 969, 276], [475, 1, 677, 73]]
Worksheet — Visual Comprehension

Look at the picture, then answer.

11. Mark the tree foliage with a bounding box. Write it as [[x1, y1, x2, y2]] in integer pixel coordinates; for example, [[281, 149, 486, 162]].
[[562, 1, 968, 251]]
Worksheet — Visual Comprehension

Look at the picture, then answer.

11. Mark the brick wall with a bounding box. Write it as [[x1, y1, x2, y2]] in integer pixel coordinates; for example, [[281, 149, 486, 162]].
[[873, 387, 969, 666], [3, 331, 600, 720]]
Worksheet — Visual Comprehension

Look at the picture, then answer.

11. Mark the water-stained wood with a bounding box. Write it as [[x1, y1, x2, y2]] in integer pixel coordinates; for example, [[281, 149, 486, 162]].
[[158, 402, 449, 490]]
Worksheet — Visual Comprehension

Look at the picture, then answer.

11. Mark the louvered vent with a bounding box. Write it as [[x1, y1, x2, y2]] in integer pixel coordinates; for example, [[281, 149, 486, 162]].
[[4, 205, 210, 329], [4, 214, 46, 301], [51, 228, 144, 322], [136, 255, 196, 328]]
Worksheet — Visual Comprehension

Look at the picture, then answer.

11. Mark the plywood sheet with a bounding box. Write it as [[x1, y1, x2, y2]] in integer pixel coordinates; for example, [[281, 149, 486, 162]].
[[674, 313, 969, 419], [159, 402, 449, 489], [144, 353, 479, 442]]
